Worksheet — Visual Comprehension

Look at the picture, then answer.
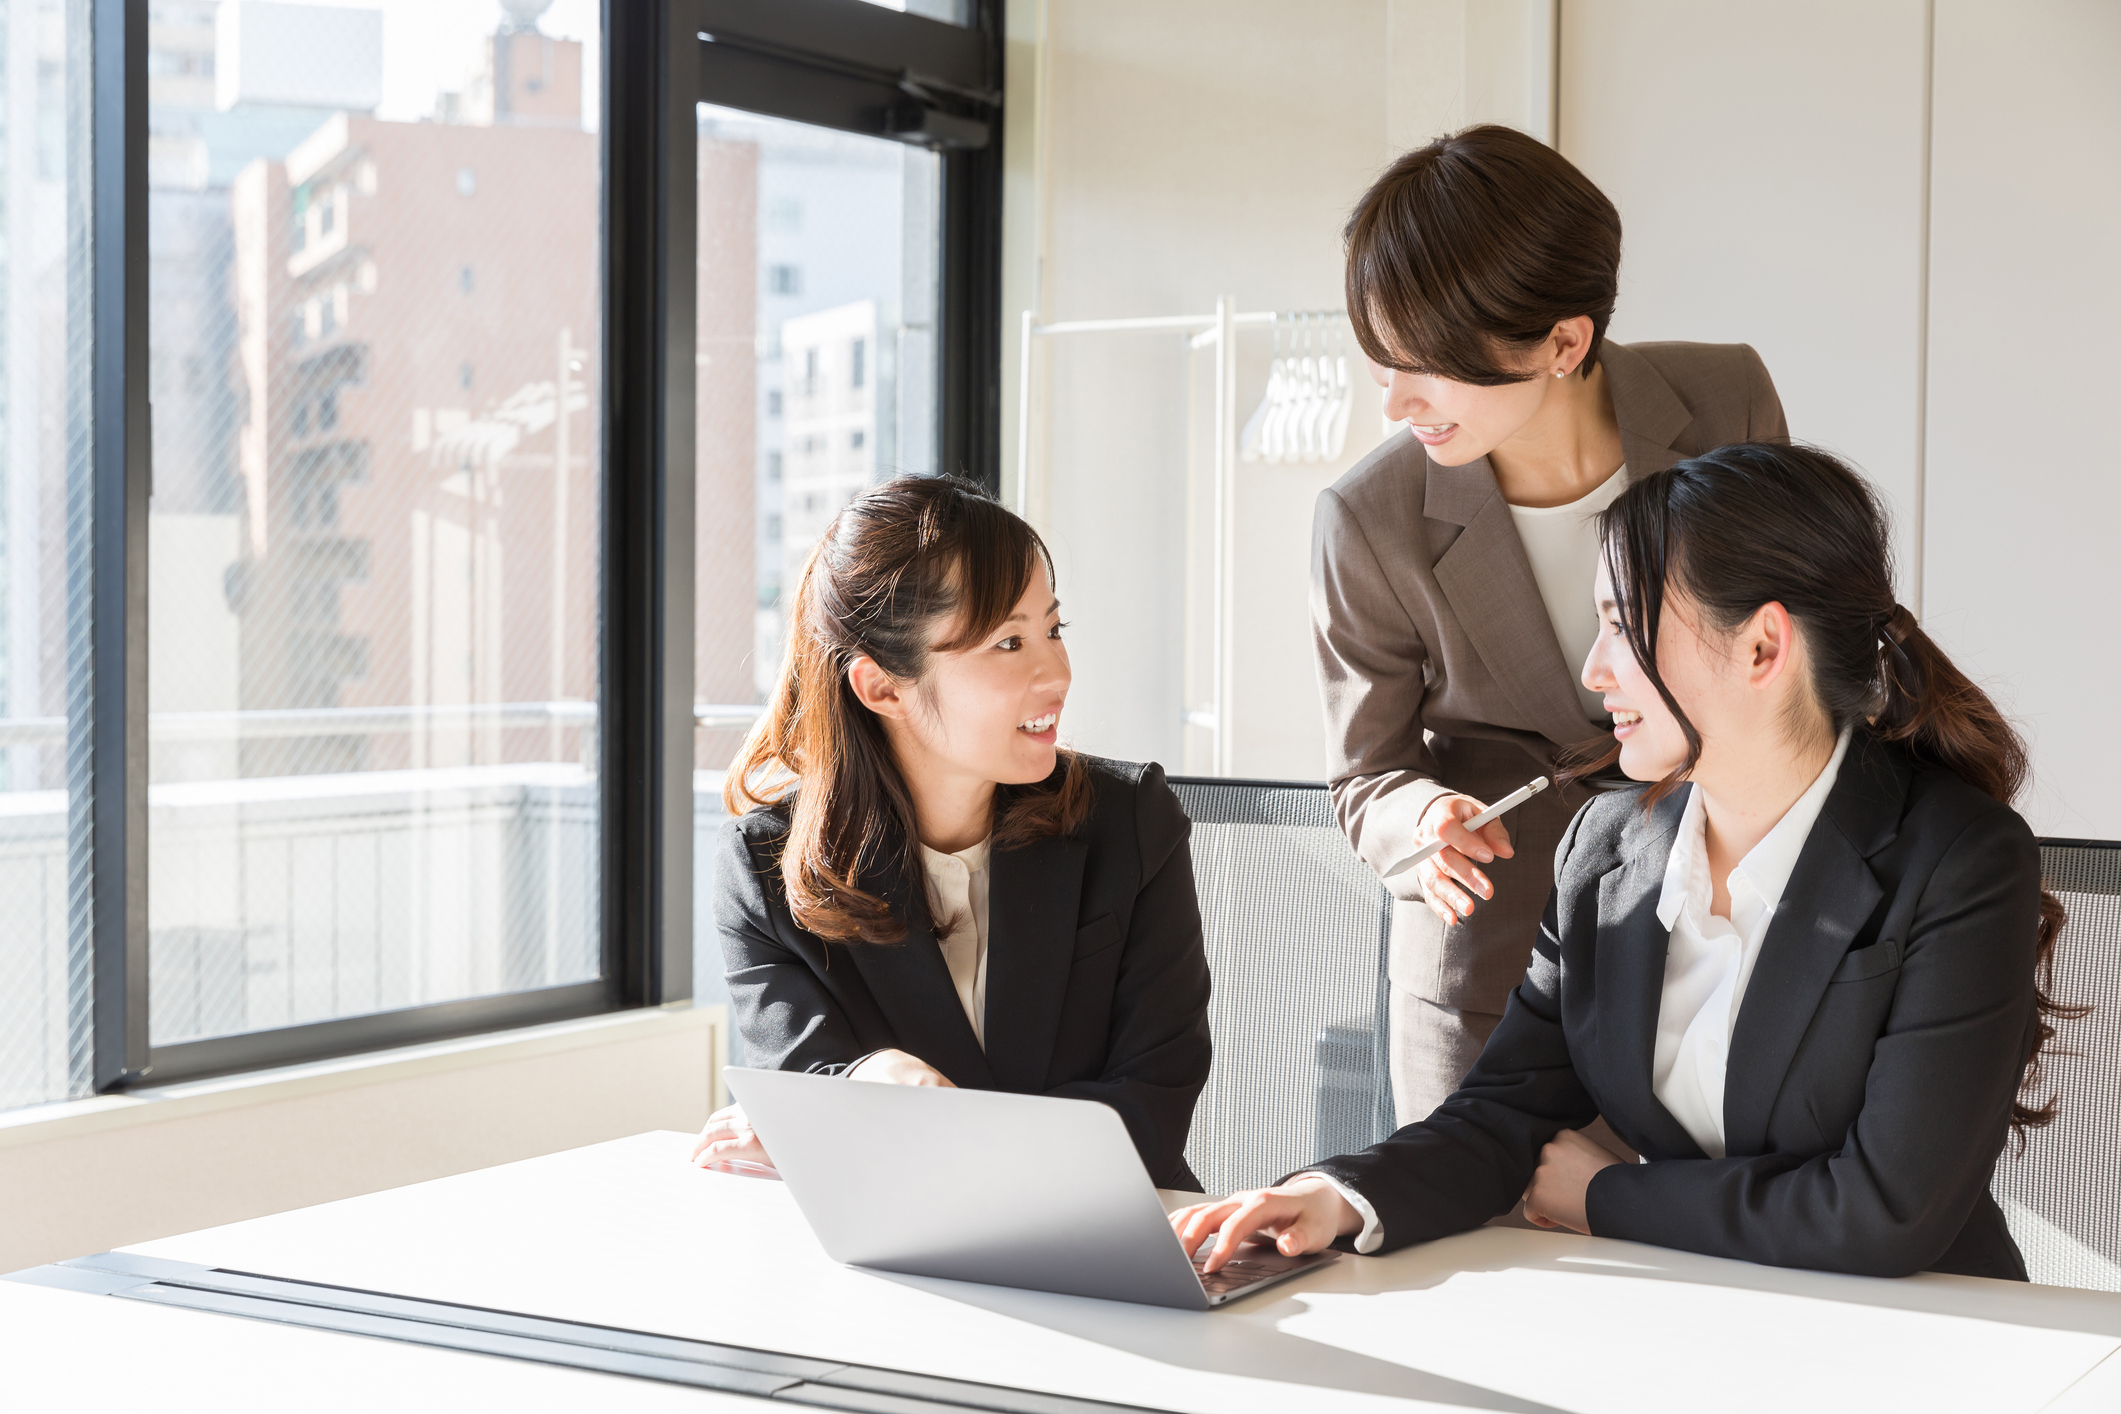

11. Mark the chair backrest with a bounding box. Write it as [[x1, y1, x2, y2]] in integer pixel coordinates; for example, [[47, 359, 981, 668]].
[[1167, 777, 1395, 1197], [1990, 841, 2121, 1291]]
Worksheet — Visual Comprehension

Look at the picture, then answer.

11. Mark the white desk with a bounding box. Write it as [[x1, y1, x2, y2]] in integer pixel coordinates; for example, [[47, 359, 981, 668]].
[[0, 1277, 758, 1412], [21, 1131, 2121, 1414]]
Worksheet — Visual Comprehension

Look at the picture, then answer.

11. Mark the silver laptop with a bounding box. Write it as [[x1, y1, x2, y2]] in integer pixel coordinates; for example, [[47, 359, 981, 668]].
[[723, 1067, 1338, 1310]]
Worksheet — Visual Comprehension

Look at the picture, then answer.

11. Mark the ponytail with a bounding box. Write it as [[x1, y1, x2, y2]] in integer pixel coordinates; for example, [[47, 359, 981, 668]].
[[1870, 606, 2081, 1134], [1583, 443, 2080, 1136]]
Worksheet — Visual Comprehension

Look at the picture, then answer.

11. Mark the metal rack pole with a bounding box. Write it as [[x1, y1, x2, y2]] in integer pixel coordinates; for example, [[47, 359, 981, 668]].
[[1013, 304, 1274, 775]]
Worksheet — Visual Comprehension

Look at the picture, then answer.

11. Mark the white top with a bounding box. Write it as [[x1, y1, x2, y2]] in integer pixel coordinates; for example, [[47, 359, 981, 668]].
[[1652, 728, 1851, 1157], [1320, 728, 1852, 1251], [920, 836, 992, 1047], [1507, 467, 1631, 722]]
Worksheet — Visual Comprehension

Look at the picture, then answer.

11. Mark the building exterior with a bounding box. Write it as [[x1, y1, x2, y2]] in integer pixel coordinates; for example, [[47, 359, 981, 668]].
[[228, 99, 599, 774]]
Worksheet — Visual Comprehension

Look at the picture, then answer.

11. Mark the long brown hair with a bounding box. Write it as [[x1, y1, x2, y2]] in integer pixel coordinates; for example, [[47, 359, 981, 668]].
[[1345, 124, 1622, 385], [726, 475, 1091, 944], [1582, 442, 2079, 1133]]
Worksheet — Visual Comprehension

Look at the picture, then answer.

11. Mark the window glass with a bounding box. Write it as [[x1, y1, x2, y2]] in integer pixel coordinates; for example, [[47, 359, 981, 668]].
[[691, 106, 941, 1031], [0, 0, 92, 1110], [146, 0, 603, 1046], [856, 0, 972, 24]]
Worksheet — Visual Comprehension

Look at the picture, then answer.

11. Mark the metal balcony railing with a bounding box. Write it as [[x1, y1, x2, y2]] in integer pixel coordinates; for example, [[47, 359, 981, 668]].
[[0, 700, 766, 750]]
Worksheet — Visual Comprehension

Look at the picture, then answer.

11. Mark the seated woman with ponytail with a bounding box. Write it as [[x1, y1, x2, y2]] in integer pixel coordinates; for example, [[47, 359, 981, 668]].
[[1174, 442, 2072, 1280], [691, 475, 1213, 1189]]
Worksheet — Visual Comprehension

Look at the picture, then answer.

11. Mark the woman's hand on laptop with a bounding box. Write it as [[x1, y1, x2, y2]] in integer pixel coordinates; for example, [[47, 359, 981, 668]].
[[846, 1049, 956, 1087], [691, 1103, 775, 1174], [1167, 1176, 1363, 1274]]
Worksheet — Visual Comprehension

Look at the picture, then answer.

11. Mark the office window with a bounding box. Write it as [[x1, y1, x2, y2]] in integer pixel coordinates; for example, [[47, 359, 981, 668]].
[[145, 1, 603, 1051], [0, 0, 998, 1111], [0, 2, 92, 1111]]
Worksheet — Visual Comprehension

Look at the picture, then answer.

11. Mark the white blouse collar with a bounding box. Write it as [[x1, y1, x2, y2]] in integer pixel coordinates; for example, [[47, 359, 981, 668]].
[[1656, 728, 1853, 932]]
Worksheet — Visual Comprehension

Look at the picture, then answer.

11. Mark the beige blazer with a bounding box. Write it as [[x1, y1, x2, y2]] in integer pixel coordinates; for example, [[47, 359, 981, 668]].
[[1310, 340, 1788, 1014]]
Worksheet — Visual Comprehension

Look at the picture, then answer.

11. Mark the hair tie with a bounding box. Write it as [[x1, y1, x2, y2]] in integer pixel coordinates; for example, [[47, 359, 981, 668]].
[[1878, 603, 1924, 708]]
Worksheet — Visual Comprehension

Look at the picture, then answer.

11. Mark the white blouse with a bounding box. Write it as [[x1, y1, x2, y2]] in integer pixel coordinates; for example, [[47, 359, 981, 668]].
[[919, 836, 992, 1048], [1652, 728, 1850, 1156], [1319, 728, 1852, 1251], [1506, 466, 1631, 723]]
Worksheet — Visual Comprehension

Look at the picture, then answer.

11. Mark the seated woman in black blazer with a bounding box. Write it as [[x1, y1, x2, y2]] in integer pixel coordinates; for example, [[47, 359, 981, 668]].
[[1175, 442, 2072, 1280], [690, 475, 1213, 1189]]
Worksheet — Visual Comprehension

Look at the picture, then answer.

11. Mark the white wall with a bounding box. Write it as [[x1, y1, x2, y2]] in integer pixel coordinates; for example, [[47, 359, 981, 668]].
[[1924, 0, 2121, 839], [1558, 0, 2119, 837], [1008, 1, 2116, 826], [1559, 0, 1932, 597], [0, 1005, 719, 1274], [1005, 0, 1553, 781]]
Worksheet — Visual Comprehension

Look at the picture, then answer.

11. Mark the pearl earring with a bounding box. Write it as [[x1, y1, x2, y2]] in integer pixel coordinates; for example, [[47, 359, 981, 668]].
[[1554, 369, 1566, 378]]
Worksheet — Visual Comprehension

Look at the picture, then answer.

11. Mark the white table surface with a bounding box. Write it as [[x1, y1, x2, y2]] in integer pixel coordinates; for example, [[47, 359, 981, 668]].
[[88, 1131, 2121, 1414], [0, 1277, 762, 1412]]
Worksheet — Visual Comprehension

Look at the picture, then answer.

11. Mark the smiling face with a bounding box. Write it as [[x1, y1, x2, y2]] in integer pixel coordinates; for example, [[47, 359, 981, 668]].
[[1582, 548, 1824, 789], [888, 566, 1072, 791], [1369, 354, 1553, 466], [1582, 553, 1710, 782]]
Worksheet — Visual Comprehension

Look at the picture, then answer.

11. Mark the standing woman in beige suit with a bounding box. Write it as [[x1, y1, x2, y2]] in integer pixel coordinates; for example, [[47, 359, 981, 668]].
[[1314, 124, 1787, 1126]]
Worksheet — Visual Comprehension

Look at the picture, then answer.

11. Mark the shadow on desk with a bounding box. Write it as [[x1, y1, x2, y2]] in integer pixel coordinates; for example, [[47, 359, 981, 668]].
[[867, 1266, 1570, 1413]]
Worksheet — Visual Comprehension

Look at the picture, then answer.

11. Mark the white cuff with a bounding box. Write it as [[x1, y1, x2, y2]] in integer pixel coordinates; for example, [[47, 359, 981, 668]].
[[1299, 1171, 1384, 1255]]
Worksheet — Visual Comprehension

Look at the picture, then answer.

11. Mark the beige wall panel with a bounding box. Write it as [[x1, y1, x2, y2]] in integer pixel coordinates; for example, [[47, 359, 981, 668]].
[[0, 1009, 717, 1274], [1925, 0, 2121, 838], [1558, 0, 1930, 595], [1030, 0, 1395, 777]]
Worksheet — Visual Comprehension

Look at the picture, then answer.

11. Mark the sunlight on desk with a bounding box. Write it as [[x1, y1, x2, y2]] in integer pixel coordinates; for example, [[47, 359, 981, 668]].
[[1279, 1255, 2118, 1414]]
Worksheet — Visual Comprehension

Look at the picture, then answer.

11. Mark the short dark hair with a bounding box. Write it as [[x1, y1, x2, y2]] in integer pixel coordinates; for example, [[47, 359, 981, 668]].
[[1344, 124, 1622, 386]]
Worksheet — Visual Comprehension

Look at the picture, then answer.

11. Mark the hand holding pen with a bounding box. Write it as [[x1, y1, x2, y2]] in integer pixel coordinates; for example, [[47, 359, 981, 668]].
[[1388, 778, 1548, 927]]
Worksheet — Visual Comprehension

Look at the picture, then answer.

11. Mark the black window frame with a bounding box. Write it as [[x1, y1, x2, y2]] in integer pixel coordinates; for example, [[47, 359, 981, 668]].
[[70, 0, 1003, 1092]]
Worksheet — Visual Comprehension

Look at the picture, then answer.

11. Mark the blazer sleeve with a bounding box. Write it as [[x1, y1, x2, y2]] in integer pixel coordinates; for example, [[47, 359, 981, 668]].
[[1042, 765, 1214, 1187], [1585, 808, 2043, 1277], [1312, 485, 1452, 898], [715, 818, 869, 1077], [1306, 811, 1604, 1250], [1740, 343, 1789, 442]]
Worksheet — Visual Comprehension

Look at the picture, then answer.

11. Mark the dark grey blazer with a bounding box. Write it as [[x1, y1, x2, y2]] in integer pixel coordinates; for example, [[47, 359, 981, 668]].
[[715, 755, 1214, 1190], [1311, 733, 2045, 1280]]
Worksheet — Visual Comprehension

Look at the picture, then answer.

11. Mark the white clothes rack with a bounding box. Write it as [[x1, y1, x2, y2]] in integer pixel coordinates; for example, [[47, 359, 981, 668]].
[[1013, 301, 1337, 775]]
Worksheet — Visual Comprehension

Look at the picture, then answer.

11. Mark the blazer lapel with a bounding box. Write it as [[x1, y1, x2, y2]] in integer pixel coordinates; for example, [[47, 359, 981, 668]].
[[1423, 343, 1701, 753], [845, 863, 994, 1090], [1429, 461, 1599, 749], [982, 830, 1088, 1094], [1593, 787, 1708, 1159], [1601, 342, 1694, 481], [1721, 737, 1906, 1155]]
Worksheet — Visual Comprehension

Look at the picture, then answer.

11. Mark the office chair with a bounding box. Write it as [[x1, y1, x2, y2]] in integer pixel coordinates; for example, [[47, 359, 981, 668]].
[[1990, 841, 2121, 1291], [1167, 777, 1395, 1197]]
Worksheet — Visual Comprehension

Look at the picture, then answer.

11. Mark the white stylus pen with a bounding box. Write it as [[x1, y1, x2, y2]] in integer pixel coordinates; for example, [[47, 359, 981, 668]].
[[1381, 776, 1550, 881]]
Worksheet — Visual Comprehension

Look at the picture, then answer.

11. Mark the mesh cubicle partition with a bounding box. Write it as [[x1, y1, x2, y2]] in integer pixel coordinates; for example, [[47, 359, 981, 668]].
[[1168, 778, 1395, 1197], [1991, 841, 2121, 1292]]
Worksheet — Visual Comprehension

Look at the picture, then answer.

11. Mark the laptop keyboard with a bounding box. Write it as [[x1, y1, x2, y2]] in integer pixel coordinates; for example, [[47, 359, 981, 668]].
[[1192, 1256, 1292, 1293]]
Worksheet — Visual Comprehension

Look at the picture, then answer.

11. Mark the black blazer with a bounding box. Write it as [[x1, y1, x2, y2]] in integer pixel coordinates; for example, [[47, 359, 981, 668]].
[[1313, 732, 2045, 1280], [716, 755, 1214, 1189]]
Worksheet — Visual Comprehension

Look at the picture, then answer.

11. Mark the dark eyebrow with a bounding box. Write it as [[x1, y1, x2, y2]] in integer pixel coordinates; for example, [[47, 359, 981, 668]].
[[1003, 599, 1063, 625], [1597, 597, 1618, 613]]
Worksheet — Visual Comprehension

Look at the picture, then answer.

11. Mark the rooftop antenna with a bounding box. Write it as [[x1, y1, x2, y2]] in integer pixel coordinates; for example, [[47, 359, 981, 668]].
[[499, 0, 554, 32]]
